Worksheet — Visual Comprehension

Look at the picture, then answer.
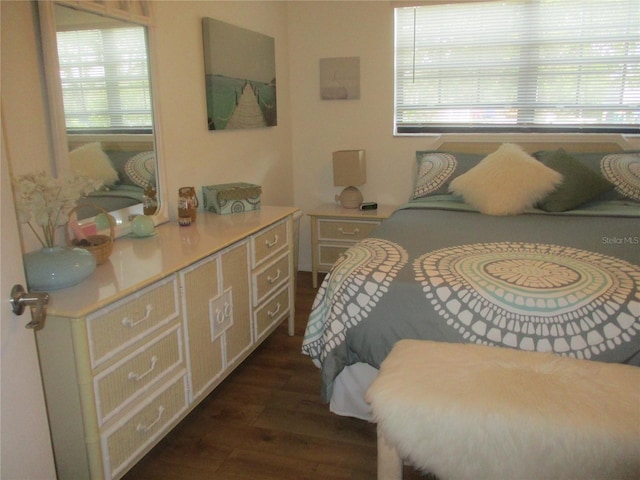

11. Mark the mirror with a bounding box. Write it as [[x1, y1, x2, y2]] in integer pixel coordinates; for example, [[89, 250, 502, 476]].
[[38, 1, 166, 232]]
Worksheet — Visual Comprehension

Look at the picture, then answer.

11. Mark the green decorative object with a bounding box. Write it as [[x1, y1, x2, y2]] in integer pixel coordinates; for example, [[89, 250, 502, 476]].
[[94, 212, 115, 231], [202, 182, 261, 214], [130, 215, 156, 237], [24, 247, 96, 291]]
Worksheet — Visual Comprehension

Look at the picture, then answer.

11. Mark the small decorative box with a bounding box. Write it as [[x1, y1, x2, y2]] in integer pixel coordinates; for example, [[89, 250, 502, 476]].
[[202, 182, 262, 215]]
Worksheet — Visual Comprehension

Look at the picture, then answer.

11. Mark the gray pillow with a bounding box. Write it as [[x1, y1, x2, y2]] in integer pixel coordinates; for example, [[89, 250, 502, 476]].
[[538, 149, 613, 212]]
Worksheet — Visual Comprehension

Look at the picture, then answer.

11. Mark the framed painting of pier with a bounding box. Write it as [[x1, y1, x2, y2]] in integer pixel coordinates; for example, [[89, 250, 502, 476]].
[[202, 18, 277, 130]]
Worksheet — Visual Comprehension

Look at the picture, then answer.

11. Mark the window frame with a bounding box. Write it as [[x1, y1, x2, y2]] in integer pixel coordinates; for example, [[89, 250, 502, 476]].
[[56, 23, 153, 134], [394, 1, 640, 136]]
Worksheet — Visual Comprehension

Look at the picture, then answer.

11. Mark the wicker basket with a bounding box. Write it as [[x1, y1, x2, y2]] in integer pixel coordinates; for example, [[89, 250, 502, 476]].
[[66, 204, 115, 265]]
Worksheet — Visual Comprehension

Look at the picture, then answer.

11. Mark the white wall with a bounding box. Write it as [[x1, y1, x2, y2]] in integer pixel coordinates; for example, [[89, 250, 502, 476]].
[[3, 0, 637, 270], [290, 2, 397, 270], [1, 2, 57, 252], [153, 1, 293, 213], [287, 1, 639, 271], [290, 1, 438, 271], [1, 1, 294, 253]]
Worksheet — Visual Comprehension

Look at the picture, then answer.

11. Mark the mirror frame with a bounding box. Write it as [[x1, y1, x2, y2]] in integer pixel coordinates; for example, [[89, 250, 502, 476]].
[[37, 0, 168, 237]]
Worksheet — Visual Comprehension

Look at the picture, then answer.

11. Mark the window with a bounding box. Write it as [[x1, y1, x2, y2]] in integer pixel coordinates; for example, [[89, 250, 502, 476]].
[[394, 0, 640, 134], [56, 24, 152, 133]]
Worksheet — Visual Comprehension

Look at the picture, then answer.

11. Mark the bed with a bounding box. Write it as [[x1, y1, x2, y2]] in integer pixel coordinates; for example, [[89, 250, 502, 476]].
[[302, 144, 640, 420]]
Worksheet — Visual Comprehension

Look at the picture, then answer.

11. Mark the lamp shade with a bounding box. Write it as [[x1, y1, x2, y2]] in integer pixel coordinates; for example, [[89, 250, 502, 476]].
[[333, 150, 366, 187]]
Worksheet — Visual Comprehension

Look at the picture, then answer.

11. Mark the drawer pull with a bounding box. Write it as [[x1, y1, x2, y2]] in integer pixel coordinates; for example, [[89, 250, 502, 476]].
[[215, 303, 232, 324], [136, 405, 165, 434], [265, 234, 279, 248], [338, 227, 360, 236], [128, 355, 158, 382], [267, 302, 281, 318], [267, 269, 281, 284], [122, 305, 153, 328]]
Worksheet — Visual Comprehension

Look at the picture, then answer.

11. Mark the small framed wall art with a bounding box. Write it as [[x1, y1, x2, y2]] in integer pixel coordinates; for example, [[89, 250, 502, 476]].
[[320, 56, 360, 100]]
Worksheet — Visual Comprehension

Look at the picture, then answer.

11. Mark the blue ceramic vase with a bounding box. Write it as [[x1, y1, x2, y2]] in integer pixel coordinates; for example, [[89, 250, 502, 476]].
[[24, 246, 96, 291]]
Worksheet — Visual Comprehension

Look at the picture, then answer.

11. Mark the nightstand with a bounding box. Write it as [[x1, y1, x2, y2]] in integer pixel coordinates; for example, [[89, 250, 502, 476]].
[[308, 203, 396, 288]]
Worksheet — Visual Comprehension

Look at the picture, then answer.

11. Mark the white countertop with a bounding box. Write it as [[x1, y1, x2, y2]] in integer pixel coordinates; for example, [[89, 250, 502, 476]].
[[47, 206, 298, 318]]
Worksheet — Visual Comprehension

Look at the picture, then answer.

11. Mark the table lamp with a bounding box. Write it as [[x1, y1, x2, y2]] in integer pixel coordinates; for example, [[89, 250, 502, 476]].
[[333, 150, 366, 208]]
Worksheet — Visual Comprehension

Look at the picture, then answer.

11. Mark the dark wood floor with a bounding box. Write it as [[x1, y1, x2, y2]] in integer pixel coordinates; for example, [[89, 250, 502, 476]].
[[123, 271, 426, 479]]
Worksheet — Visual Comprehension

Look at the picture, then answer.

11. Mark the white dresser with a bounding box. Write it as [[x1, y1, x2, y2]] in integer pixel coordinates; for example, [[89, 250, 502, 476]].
[[35, 206, 298, 480]]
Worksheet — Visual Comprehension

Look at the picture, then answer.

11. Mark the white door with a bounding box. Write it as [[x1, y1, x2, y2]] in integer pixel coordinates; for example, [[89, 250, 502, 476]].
[[1, 125, 57, 479]]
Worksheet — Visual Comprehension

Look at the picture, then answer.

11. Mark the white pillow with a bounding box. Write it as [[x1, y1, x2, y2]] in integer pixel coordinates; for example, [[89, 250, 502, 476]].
[[449, 143, 563, 215], [69, 142, 119, 186]]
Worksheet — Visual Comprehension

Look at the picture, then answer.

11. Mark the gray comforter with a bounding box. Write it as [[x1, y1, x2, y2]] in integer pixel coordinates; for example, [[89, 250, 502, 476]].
[[302, 197, 640, 402]]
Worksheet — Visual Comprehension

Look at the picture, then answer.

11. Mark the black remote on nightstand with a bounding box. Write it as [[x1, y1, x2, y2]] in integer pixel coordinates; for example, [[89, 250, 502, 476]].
[[360, 202, 378, 211]]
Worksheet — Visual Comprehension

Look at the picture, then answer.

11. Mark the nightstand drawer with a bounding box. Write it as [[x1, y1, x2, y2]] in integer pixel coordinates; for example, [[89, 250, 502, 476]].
[[94, 325, 184, 426], [252, 253, 290, 305], [318, 244, 351, 267], [252, 220, 289, 268], [309, 205, 395, 288], [103, 372, 188, 480], [87, 276, 180, 368], [318, 219, 380, 241]]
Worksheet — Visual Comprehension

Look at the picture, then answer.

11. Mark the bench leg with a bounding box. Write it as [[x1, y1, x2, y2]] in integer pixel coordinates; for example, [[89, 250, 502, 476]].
[[377, 427, 403, 480]]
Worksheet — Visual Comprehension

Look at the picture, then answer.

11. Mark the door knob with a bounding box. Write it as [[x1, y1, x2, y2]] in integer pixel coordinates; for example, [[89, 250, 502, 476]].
[[10, 284, 49, 329]]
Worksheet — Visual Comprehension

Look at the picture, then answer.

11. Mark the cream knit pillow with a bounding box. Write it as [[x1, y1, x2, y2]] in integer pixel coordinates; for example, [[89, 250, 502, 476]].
[[449, 143, 563, 215], [69, 142, 119, 186]]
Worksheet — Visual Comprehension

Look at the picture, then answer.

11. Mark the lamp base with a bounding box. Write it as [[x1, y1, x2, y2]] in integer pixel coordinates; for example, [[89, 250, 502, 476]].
[[336, 186, 363, 209]]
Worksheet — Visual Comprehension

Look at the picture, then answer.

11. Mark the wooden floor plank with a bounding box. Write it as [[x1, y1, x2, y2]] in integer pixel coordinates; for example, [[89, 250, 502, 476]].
[[123, 272, 427, 479]]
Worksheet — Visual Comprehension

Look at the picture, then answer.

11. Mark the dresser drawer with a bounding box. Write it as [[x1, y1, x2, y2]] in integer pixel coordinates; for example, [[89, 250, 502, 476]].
[[252, 253, 289, 305], [94, 325, 184, 426], [102, 372, 188, 480], [254, 286, 290, 341], [87, 276, 180, 368], [251, 220, 289, 268], [318, 218, 380, 241]]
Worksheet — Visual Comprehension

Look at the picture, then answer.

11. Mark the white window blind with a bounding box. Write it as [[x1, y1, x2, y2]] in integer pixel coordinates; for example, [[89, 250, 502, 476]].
[[56, 25, 152, 131], [394, 0, 640, 134]]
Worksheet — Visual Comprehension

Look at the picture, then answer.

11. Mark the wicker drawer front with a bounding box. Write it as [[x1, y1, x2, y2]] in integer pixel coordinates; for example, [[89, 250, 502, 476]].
[[94, 325, 184, 426], [252, 220, 288, 268], [252, 253, 289, 306], [220, 245, 251, 368], [180, 254, 224, 400], [103, 372, 188, 480], [88, 276, 180, 368], [254, 286, 289, 341], [318, 219, 380, 241]]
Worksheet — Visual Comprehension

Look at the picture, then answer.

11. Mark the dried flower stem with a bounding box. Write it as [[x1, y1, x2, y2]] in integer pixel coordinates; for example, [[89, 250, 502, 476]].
[[13, 171, 103, 249]]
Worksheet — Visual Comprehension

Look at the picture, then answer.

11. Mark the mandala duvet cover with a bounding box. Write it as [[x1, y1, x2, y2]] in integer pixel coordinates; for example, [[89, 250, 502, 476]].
[[302, 197, 640, 402]]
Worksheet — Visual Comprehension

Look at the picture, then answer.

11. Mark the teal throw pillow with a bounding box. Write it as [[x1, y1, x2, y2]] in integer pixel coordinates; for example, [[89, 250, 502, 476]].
[[538, 149, 613, 212]]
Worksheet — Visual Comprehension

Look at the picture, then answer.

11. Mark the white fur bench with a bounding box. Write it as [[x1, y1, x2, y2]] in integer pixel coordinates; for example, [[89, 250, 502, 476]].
[[366, 340, 640, 480]]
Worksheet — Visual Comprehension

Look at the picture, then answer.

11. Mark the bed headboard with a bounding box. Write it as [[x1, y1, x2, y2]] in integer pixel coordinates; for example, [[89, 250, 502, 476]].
[[67, 134, 154, 153], [438, 140, 625, 155]]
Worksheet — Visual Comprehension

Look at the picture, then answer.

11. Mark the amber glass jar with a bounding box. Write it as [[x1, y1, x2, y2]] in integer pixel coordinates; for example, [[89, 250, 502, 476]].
[[178, 186, 198, 225]]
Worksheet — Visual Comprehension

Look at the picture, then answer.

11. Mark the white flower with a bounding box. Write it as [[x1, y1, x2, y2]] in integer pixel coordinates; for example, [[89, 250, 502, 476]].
[[13, 171, 103, 248]]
